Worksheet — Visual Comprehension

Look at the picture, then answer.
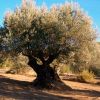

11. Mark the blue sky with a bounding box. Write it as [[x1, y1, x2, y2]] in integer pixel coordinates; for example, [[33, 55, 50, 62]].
[[0, 0, 100, 27], [0, 0, 100, 40]]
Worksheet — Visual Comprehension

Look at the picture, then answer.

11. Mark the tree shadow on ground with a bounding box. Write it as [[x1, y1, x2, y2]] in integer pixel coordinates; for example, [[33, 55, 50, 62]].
[[0, 75, 100, 100], [0, 75, 75, 100]]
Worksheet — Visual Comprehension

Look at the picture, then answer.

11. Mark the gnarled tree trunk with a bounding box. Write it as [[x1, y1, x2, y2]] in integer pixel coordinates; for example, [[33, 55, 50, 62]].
[[27, 55, 61, 88]]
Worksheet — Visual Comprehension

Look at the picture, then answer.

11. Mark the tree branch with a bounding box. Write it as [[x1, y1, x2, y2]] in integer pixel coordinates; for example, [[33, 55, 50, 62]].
[[36, 51, 45, 64], [46, 52, 60, 65]]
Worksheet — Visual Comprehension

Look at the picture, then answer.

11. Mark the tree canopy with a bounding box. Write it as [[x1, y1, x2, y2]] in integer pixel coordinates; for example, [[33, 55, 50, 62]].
[[3, 1, 96, 61]]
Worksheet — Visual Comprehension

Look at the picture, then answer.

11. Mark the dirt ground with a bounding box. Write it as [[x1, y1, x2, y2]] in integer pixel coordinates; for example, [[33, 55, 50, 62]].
[[0, 73, 100, 100]]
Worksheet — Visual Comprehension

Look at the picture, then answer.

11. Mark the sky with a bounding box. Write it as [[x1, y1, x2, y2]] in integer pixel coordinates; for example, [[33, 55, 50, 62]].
[[0, 0, 100, 40]]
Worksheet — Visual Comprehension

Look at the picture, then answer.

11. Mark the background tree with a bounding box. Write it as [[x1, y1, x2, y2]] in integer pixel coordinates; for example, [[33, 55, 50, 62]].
[[3, 0, 96, 88], [89, 42, 100, 76], [0, 27, 7, 65]]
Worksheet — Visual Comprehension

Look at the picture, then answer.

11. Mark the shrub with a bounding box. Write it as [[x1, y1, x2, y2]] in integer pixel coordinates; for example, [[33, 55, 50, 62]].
[[0, 58, 15, 69], [59, 64, 71, 75], [79, 70, 95, 83]]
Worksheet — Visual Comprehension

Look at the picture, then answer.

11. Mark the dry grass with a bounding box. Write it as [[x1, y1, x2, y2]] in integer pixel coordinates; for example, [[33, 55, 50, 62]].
[[79, 70, 95, 83]]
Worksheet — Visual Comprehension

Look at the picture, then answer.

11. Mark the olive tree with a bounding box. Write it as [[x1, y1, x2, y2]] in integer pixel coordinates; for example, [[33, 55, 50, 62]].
[[3, 0, 96, 88], [0, 27, 7, 64]]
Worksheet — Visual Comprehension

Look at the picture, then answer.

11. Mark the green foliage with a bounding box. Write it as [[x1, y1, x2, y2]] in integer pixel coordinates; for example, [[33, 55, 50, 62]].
[[0, 0, 98, 74], [4, 1, 96, 56]]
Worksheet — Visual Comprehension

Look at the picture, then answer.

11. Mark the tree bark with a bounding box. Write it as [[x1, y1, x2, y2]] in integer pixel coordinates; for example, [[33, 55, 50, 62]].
[[27, 55, 61, 88]]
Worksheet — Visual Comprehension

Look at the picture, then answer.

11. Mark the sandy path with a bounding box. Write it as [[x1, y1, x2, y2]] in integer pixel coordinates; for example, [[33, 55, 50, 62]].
[[0, 73, 100, 100]]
